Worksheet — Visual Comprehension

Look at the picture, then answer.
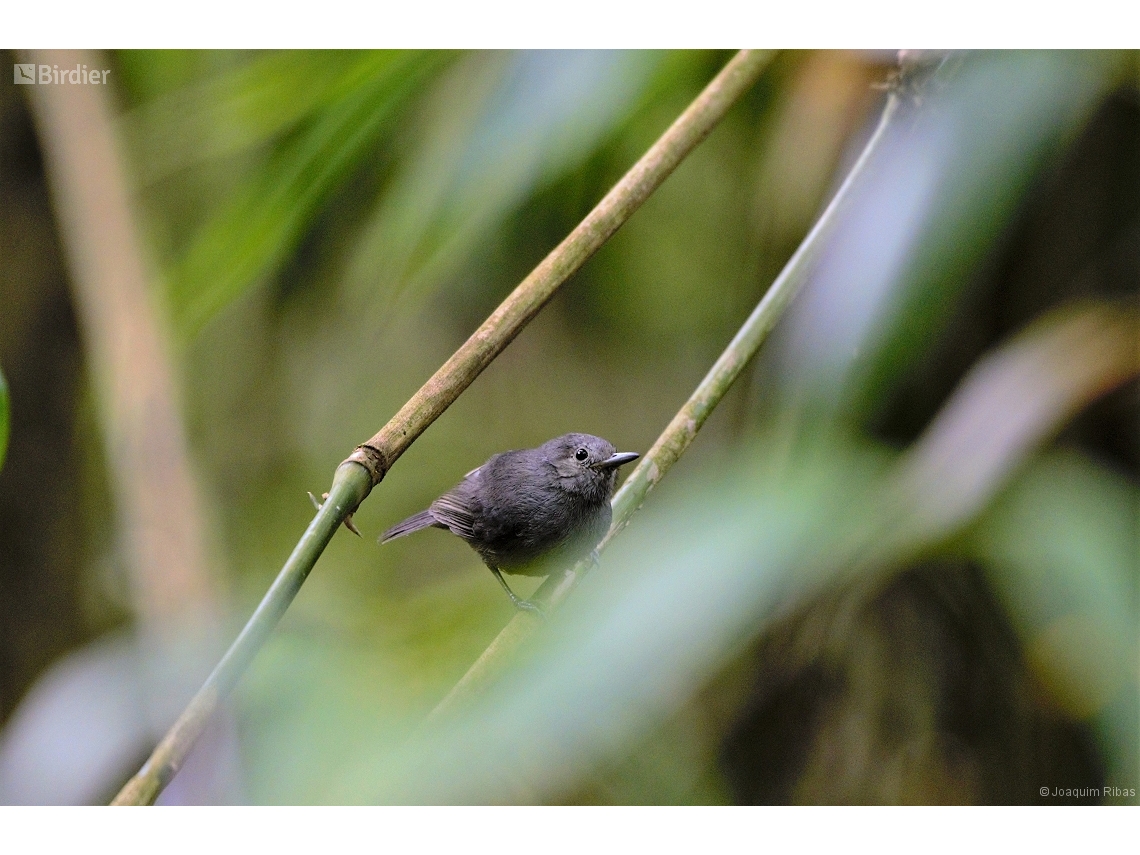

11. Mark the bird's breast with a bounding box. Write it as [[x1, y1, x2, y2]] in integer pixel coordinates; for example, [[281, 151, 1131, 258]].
[[475, 488, 611, 575]]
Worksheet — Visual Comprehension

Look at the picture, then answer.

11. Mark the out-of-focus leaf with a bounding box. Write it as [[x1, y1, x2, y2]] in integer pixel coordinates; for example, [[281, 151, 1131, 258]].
[[966, 451, 1139, 795], [115, 51, 243, 111], [0, 635, 147, 805], [773, 51, 1118, 418], [237, 631, 429, 804], [340, 50, 669, 309], [886, 304, 1139, 545], [0, 631, 240, 805], [121, 51, 407, 186], [0, 363, 8, 470], [168, 51, 448, 336]]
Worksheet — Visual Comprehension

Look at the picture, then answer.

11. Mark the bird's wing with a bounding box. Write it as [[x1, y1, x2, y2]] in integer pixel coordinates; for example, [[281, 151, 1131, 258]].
[[429, 486, 478, 540]]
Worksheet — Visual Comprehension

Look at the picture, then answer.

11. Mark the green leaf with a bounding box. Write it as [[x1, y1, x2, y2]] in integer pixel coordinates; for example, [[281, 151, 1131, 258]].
[[339, 50, 669, 308], [121, 50, 409, 186], [966, 450, 1139, 789], [167, 50, 449, 337]]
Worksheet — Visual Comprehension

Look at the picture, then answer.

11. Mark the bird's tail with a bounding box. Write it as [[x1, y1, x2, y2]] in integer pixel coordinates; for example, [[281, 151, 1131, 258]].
[[379, 509, 438, 543]]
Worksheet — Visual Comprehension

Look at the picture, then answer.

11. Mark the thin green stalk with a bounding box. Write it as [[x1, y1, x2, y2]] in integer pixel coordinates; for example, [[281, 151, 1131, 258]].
[[112, 462, 370, 806], [425, 90, 903, 725], [112, 49, 772, 806]]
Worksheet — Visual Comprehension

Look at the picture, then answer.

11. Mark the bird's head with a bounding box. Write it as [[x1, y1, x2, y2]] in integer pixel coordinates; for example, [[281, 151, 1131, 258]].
[[544, 433, 639, 500]]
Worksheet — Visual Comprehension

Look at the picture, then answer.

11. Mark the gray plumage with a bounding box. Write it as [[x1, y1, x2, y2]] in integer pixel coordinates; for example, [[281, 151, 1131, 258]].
[[381, 433, 639, 611]]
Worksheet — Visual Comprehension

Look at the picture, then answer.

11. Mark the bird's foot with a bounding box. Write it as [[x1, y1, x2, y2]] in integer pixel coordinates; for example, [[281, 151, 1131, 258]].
[[510, 593, 547, 619], [493, 568, 546, 619]]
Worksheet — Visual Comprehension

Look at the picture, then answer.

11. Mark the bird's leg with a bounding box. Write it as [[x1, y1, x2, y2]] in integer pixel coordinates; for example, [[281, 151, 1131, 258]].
[[491, 567, 545, 617]]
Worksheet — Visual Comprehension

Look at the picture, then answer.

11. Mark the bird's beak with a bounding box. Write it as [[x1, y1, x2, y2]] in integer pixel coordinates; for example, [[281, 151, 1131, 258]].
[[592, 451, 640, 471]]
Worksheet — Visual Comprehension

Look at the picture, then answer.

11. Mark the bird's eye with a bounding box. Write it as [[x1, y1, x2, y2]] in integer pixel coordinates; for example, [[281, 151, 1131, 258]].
[[574, 448, 589, 462]]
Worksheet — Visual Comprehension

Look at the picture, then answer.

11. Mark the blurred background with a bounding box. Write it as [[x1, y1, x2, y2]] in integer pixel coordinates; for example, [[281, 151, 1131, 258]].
[[0, 49, 1135, 804]]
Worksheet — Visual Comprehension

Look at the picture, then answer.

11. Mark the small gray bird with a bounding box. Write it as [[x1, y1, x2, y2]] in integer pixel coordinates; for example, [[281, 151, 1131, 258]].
[[381, 433, 639, 613]]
